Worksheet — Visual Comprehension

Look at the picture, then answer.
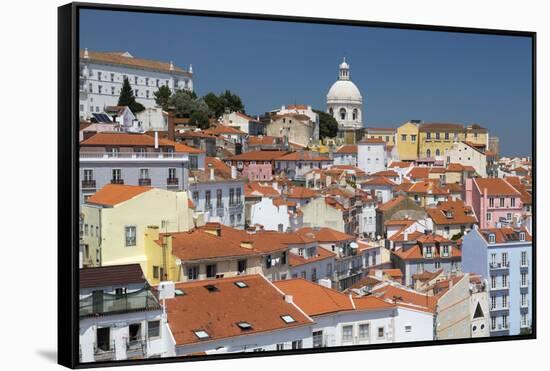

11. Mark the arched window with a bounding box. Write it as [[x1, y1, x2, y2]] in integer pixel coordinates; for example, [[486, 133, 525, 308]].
[[339, 108, 346, 120], [329, 107, 334, 116], [426, 149, 432, 158], [435, 149, 441, 157], [352, 108, 358, 121]]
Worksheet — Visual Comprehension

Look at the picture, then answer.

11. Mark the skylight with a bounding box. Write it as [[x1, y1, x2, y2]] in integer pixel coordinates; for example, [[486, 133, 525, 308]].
[[234, 281, 248, 288], [194, 330, 210, 340], [204, 284, 219, 292], [236, 322, 253, 330], [281, 315, 296, 324], [175, 289, 185, 296]]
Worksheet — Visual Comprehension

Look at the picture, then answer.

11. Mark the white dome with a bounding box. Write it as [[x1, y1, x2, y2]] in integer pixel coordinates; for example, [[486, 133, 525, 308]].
[[339, 60, 349, 69], [327, 80, 362, 103]]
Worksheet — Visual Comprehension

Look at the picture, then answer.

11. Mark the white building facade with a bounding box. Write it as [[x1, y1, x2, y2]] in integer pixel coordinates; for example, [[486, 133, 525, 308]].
[[358, 139, 387, 174], [79, 49, 193, 120]]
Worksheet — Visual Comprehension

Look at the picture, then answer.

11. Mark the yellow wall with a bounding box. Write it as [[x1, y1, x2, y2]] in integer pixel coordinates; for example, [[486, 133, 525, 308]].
[[396, 122, 419, 161], [81, 189, 193, 276], [301, 197, 345, 232], [418, 130, 463, 159]]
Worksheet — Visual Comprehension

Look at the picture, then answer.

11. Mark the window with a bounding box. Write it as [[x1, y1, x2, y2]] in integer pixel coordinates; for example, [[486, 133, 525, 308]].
[[342, 325, 353, 342], [234, 281, 248, 289], [206, 264, 217, 278], [168, 168, 176, 180], [187, 266, 198, 280], [411, 134, 417, 142], [489, 198, 495, 207], [435, 132, 440, 140], [145, 77, 149, 86], [491, 296, 496, 309], [502, 295, 508, 308], [135, 89, 139, 97], [139, 168, 150, 180], [502, 314, 509, 329], [401, 134, 407, 141], [521, 272, 528, 286], [111, 86, 115, 95], [491, 253, 496, 264], [230, 214, 235, 225], [134, 76, 138, 85], [311, 268, 317, 282], [276, 343, 285, 351], [521, 293, 527, 306], [84, 224, 89, 236], [281, 315, 296, 324], [519, 232, 526, 242], [236, 322, 252, 331], [434, 261, 441, 269], [511, 197, 516, 207], [491, 275, 496, 289], [193, 330, 209, 340], [192, 191, 199, 201], [502, 274, 508, 288], [487, 213, 493, 223], [359, 324, 370, 339], [404, 325, 412, 333], [426, 132, 431, 140], [153, 266, 159, 279], [441, 245, 450, 257], [237, 259, 247, 274], [97, 71, 102, 80], [229, 188, 235, 206], [500, 197, 505, 207], [377, 327, 385, 338], [352, 109, 358, 120], [491, 316, 496, 330], [502, 253, 508, 266], [236, 188, 242, 204], [205, 191, 211, 208], [426, 149, 431, 158], [313, 331, 323, 348], [506, 213, 512, 221], [148, 320, 160, 338], [83, 169, 93, 181], [125, 226, 136, 246], [291, 340, 303, 349], [521, 251, 527, 266], [445, 132, 449, 140], [112, 168, 122, 182], [216, 189, 223, 208], [327, 263, 333, 277], [156, 79, 160, 87], [110, 73, 114, 82], [339, 108, 346, 120]]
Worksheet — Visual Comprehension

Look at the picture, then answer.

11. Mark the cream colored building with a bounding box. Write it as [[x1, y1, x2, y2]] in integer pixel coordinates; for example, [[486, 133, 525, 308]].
[[300, 197, 346, 232], [265, 113, 316, 148], [396, 121, 420, 161], [445, 141, 488, 177], [80, 184, 193, 273]]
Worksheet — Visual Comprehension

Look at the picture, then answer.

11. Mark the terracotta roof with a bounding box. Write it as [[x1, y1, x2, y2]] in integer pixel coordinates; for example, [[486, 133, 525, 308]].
[[408, 167, 431, 179], [81, 132, 203, 153], [80, 121, 92, 131], [446, 163, 475, 172], [362, 176, 396, 187], [80, 264, 146, 288], [445, 183, 464, 193], [406, 181, 450, 196], [474, 178, 520, 196], [245, 182, 280, 198], [366, 127, 396, 133], [389, 230, 424, 242], [285, 104, 309, 110], [286, 186, 319, 199], [204, 124, 247, 136], [166, 275, 312, 346], [371, 170, 399, 178], [426, 199, 478, 225], [288, 248, 336, 267], [296, 227, 354, 243], [248, 136, 281, 146], [81, 50, 189, 74], [228, 150, 290, 162], [389, 161, 412, 169], [234, 112, 261, 123], [276, 152, 331, 162], [479, 227, 532, 243], [358, 137, 386, 144], [335, 144, 358, 154], [393, 242, 460, 261], [379, 269, 404, 278], [411, 269, 444, 281], [271, 113, 312, 122], [372, 284, 438, 313], [205, 157, 232, 178], [160, 230, 258, 261], [377, 195, 407, 211], [86, 184, 151, 206]]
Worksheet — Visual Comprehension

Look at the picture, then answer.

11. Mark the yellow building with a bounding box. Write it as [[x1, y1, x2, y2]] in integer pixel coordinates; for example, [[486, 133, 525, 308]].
[[396, 121, 420, 161], [464, 124, 489, 147], [365, 127, 397, 146], [417, 123, 489, 160], [80, 184, 194, 274]]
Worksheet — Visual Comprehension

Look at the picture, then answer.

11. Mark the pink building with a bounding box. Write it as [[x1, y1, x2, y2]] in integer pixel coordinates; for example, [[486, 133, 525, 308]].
[[243, 163, 273, 181], [464, 178, 523, 228]]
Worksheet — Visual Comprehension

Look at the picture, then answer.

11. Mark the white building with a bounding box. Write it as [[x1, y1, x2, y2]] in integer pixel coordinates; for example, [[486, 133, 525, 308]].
[[221, 111, 265, 136], [250, 197, 296, 232], [357, 137, 387, 174], [445, 141, 488, 177], [327, 58, 363, 139], [79, 264, 175, 363], [273, 105, 320, 142], [79, 49, 193, 120], [136, 107, 168, 132]]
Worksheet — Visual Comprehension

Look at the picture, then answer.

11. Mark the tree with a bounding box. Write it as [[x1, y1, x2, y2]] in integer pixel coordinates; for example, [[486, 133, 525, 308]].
[[118, 76, 145, 113], [189, 111, 210, 130], [167, 89, 209, 118], [203, 90, 245, 118], [153, 85, 172, 110], [314, 109, 339, 139]]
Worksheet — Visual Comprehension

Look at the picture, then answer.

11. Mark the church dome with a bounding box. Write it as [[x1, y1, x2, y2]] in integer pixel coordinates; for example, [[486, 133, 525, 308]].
[[327, 80, 362, 103]]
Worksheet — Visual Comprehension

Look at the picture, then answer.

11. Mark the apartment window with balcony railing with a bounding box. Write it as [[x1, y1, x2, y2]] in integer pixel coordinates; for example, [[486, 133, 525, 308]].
[[111, 169, 123, 184], [139, 168, 150, 186], [521, 251, 528, 266], [521, 272, 528, 287], [502, 315, 509, 329], [107, 147, 119, 158], [491, 275, 497, 289], [491, 253, 496, 265], [521, 314, 529, 327], [236, 188, 242, 204], [521, 293, 528, 307], [502, 295, 508, 309], [491, 296, 496, 309], [491, 316, 496, 330], [135, 147, 146, 157], [502, 253, 508, 267], [502, 274, 508, 288]]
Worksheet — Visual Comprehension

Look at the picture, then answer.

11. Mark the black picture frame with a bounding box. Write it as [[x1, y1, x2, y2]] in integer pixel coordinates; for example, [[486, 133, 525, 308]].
[[58, 2, 536, 369]]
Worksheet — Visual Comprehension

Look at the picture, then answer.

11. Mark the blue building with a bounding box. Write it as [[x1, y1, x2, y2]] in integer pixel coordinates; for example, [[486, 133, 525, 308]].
[[462, 226, 532, 336]]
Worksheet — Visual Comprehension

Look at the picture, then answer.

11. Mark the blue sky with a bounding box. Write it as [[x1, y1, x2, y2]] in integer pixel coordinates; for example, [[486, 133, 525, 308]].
[[80, 9, 533, 156]]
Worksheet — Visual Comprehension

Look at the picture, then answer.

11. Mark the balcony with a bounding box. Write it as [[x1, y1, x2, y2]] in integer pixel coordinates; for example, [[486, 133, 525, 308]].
[[111, 179, 124, 185], [93, 341, 116, 362], [79, 289, 161, 318], [81, 179, 96, 190], [166, 177, 179, 188], [520, 259, 529, 268], [521, 319, 530, 328], [126, 339, 147, 359], [520, 279, 529, 288], [521, 299, 529, 308], [138, 178, 151, 186], [489, 261, 509, 270]]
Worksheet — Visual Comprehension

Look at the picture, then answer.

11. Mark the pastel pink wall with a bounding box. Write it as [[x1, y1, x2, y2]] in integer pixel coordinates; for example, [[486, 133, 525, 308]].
[[243, 163, 273, 181]]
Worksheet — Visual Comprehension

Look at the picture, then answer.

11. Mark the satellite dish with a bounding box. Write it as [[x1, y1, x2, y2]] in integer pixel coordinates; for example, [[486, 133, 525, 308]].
[[350, 242, 358, 249]]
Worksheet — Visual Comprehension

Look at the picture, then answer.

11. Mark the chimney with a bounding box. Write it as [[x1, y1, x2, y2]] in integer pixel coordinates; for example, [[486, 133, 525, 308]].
[[404, 232, 408, 241], [167, 109, 175, 141], [154, 131, 159, 149], [231, 165, 237, 180], [284, 294, 293, 304]]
